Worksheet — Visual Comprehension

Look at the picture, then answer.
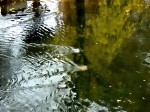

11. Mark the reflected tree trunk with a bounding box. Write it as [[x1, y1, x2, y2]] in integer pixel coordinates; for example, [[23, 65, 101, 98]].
[[74, 0, 88, 65], [73, 0, 90, 100], [73, 0, 102, 101], [32, 0, 41, 17], [25, 0, 54, 43], [24, 0, 42, 43], [1, 6, 7, 16], [75, 0, 85, 49]]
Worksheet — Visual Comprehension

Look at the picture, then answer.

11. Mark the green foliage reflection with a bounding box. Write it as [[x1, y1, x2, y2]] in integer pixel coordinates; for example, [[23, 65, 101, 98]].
[[46, 0, 150, 111]]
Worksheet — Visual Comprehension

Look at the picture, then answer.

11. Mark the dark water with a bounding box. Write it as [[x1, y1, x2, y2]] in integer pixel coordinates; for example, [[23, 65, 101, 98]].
[[0, 0, 150, 111]]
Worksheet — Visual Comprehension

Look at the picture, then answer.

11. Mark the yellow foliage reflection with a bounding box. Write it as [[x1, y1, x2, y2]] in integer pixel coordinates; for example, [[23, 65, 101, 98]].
[[49, 0, 150, 111]]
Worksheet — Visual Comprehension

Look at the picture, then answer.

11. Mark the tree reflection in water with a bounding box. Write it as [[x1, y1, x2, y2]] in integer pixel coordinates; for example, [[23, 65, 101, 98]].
[[0, 0, 150, 111], [50, 0, 150, 111], [24, 0, 55, 43]]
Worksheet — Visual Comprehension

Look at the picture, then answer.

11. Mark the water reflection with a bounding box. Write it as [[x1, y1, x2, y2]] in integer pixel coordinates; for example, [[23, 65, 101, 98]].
[[24, 0, 55, 43], [0, 0, 27, 16], [0, 0, 150, 111], [50, 0, 150, 111], [0, 0, 83, 111], [78, 1, 150, 111], [0, 44, 81, 111]]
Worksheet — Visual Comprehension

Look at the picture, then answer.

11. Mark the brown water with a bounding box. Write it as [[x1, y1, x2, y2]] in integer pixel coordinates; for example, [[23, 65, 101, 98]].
[[0, 0, 150, 111]]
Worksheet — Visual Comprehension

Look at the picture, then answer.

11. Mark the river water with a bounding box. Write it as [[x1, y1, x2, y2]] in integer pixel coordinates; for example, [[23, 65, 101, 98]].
[[0, 0, 150, 111]]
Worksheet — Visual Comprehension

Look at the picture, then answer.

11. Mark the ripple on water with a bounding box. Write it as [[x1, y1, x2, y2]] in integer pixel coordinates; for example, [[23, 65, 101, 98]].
[[0, 42, 88, 111], [0, 0, 89, 111]]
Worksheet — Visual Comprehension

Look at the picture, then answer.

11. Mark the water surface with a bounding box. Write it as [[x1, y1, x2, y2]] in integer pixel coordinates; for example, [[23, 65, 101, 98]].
[[0, 0, 150, 111]]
